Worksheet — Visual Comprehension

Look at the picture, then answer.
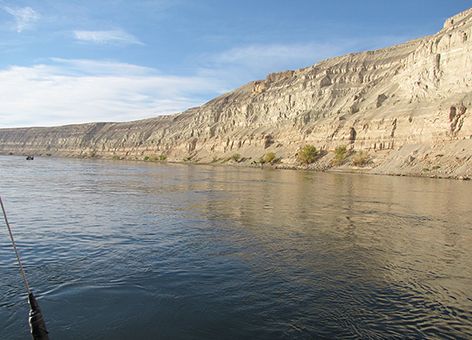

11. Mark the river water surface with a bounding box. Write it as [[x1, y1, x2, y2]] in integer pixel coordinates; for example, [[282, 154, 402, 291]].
[[0, 155, 471, 339]]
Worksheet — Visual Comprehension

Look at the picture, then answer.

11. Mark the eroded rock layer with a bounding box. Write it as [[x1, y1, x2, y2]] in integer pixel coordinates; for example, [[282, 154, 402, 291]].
[[1, 8, 472, 178]]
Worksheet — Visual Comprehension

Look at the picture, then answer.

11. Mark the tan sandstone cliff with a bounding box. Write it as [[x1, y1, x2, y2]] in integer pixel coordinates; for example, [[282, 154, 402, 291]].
[[1, 8, 472, 179]]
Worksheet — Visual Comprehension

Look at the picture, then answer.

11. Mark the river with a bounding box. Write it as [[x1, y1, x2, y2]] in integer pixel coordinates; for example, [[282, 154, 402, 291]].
[[0, 155, 471, 339]]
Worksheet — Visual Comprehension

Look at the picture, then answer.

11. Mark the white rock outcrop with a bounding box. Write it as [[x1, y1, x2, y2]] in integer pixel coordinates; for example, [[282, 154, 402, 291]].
[[1, 8, 472, 178]]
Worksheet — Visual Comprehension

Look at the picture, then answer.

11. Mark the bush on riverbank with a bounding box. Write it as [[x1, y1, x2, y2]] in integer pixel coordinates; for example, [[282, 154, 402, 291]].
[[297, 145, 319, 165], [352, 151, 370, 167], [333, 145, 349, 166], [144, 154, 167, 162], [231, 153, 241, 162], [259, 152, 279, 165]]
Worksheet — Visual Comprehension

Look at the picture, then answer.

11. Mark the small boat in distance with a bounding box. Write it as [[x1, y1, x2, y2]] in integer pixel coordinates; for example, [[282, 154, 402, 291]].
[[26, 156, 34, 160]]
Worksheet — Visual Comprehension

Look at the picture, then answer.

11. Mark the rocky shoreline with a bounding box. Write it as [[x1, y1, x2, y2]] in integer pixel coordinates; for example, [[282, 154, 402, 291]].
[[2, 150, 471, 181]]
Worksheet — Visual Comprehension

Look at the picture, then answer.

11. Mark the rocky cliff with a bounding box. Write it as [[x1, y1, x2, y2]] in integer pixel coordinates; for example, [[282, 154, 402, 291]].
[[1, 8, 472, 179]]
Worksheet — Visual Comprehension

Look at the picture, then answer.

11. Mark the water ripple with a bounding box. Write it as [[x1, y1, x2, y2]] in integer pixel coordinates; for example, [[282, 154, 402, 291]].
[[0, 156, 471, 339]]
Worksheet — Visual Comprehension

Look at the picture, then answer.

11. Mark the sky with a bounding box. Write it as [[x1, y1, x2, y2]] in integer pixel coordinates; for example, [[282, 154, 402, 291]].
[[0, 0, 470, 128]]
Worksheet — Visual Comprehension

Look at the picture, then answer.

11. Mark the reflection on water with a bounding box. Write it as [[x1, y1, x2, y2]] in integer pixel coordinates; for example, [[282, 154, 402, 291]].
[[0, 156, 471, 339]]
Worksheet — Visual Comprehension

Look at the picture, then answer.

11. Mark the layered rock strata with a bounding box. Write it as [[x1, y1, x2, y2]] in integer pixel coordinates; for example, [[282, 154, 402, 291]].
[[1, 8, 472, 178]]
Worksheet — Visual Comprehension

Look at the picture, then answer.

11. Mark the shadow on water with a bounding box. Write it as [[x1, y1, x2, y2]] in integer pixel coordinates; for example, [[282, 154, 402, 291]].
[[0, 156, 471, 339]]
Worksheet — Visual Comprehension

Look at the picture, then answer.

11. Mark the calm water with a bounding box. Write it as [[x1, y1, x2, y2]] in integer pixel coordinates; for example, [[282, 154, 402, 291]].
[[0, 155, 471, 339]]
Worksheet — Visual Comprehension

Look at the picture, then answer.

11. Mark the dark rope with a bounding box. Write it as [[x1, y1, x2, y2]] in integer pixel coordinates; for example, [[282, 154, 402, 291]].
[[0, 196, 31, 294], [0, 196, 50, 340]]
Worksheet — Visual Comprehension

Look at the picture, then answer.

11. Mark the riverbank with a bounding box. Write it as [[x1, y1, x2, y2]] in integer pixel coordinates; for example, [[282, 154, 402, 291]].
[[2, 148, 471, 182]]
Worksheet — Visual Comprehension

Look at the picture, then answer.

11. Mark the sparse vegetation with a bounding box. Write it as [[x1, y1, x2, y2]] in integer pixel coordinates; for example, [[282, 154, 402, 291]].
[[112, 155, 121, 160], [352, 151, 370, 167], [432, 165, 441, 170], [144, 154, 168, 161], [297, 145, 319, 165], [231, 153, 241, 162], [333, 145, 349, 166], [262, 152, 277, 164], [258, 152, 279, 165]]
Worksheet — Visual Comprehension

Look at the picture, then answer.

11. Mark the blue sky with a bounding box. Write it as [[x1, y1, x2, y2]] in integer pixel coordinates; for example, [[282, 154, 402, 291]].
[[0, 0, 470, 127]]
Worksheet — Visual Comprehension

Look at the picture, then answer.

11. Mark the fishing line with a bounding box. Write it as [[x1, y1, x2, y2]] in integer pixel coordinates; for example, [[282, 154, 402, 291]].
[[0, 196, 31, 294], [0, 196, 50, 340]]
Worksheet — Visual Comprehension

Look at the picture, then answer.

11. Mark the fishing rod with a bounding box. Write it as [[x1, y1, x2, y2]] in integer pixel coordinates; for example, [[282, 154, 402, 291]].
[[0, 196, 49, 340]]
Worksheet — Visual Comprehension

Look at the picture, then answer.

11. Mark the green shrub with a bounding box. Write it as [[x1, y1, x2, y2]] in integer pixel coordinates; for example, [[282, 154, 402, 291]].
[[352, 151, 370, 167], [144, 154, 167, 161], [262, 152, 277, 164], [297, 145, 319, 165], [333, 145, 349, 166], [231, 153, 241, 162]]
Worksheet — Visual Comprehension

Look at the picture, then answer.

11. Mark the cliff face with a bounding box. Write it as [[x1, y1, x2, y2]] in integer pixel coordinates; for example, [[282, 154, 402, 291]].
[[1, 8, 472, 178]]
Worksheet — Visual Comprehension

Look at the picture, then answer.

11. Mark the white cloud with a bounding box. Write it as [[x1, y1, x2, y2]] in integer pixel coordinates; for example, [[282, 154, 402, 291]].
[[3, 6, 40, 32], [0, 59, 225, 128], [195, 42, 350, 88], [0, 36, 411, 128], [73, 30, 143, 45], [206, 39, 400, 73], [197, 37, 412, 87], [213, 43, 336, 69], [50, 58, 155, 76]]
